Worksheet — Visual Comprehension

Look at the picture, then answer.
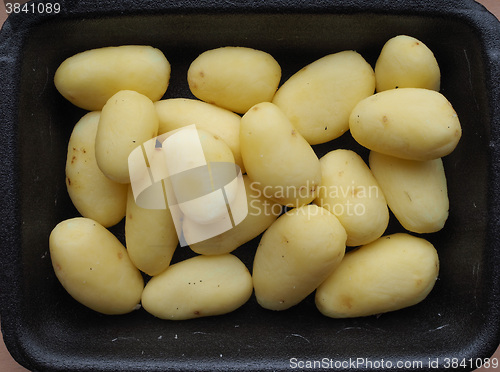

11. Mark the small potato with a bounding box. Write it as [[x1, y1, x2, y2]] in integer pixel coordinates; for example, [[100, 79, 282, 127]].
[[187, 46, 281, 114], [49, 217, 144, 315], [163, 128, 238, 225], [253, 205, 347, 311], [316, 233, 439, 318], [141, 254, 253, 320], [95, 90, 159, 184], [183, 175, 282, 255], [349, 88, 461, 161], [54, 45, 170, 111], [314, 149, 389, 246], [272, 50, 375, 144], [155, 98, 244, 172], [65, 111, 128, 227], [125, 186, 178, 276], [240, 102, 321, 207], [369, 151, 449, 234], [375, 35, 440, 92]]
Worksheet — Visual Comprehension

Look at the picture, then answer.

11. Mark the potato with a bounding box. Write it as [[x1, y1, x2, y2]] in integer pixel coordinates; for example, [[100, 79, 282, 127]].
[[54, 45, 170, 111], [272, 50, 375, 145], [187, 46, 281, 114], [375, 35, 440, 92], [240, 102, 321, 207], [183, 175, 282, 255], [316, 233, 439, 318], [154, 98, 244, 172], [349, 88, 461, 161], [314, 149, 389, 246], [125, 186, 178, 276], [141, 254, 253, 320], [49, 217, 144, 315], [65, 111, 127, 227], [253, 205, 346, 311], [369, 151, 449, 234], [162, 128, 238, 225], [95, 90, 159, 184]]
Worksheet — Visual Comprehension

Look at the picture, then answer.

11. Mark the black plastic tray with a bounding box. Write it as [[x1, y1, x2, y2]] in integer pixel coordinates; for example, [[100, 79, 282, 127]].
[[1, 0, 500, 371]]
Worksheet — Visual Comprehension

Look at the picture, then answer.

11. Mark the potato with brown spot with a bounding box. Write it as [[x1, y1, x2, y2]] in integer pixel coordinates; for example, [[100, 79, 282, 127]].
[[54, 45, 170, 111], [272, 50, 375, 144], [95, 90, 159, 184], [369, 151, 449, 233], [49, 217, 144, 315], [188, 46, 281, 114], [125, 186, 178, 276], [240, 102, 321, 207], [375, 35, 441, 92], [141, 254, 252, 320], [65, 111, 127, 227], [314, 149, 389, 246], [349, 88, 461, 161], [315, 233, 439, 318], [253, 205, 347, 311]]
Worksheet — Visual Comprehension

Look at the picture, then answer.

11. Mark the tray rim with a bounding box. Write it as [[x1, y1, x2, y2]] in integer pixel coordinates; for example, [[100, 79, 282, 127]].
[[1, 0, 500, 371]]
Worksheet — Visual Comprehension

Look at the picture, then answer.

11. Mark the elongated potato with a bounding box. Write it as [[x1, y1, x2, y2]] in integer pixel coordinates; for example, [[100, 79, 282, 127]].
[[163, 128, 238, 225], [316, 233, 439, 318], [240, 102, 321, 207], [125, 186, 178, 276], [49, 217, 144, 315], [187, 46, 281, 114], [349, 88, 461, 161], [272, 50, 375, 144], [141, 254, 253, 320], [253, 205, 347, 311], [65, 111, 127, 227], [375, 35, 440, 92], [95, 90, 159, 184], [54, 45, 170, 111], [369, 151, 449, 234], [314, 150, 389, 246], [183, 175, 282, 255], [155, 98, 244, 172]]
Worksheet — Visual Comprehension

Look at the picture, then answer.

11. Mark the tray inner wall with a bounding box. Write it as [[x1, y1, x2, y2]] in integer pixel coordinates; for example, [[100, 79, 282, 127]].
[[15, 11, 492, 370]]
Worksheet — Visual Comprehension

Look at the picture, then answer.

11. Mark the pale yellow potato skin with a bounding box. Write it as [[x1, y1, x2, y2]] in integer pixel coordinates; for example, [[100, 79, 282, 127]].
[[95, 90, 159, 184], [369, 151, 449, 234], [49, 217, 144, 315], [183, 175, 282, 255], [315, 233, 439, 318], [164, 128, 236, 225], [155, 98, 244, 172], [125, 187, 178, 276], [196, 128, 235, 163], [187, 46, 281, 114], [272, 50, 375, 145], [314, 149, 389, 246], [349, 88, 461, 161], [65, 111, 127, 227], [253, 205, 347, 311], [54, 45, 171, 111], [240, 102, 321, 207], [141, 254, 253, 320], [375, 35, 440, 92]]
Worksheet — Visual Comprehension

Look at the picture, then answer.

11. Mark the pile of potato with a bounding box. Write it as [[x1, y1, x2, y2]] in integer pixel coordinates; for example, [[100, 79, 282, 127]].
[[50, 35, 460, 320]]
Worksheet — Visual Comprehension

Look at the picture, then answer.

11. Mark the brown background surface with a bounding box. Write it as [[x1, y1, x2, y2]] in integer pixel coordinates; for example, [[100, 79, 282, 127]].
[[0, 0, 499, 371]]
